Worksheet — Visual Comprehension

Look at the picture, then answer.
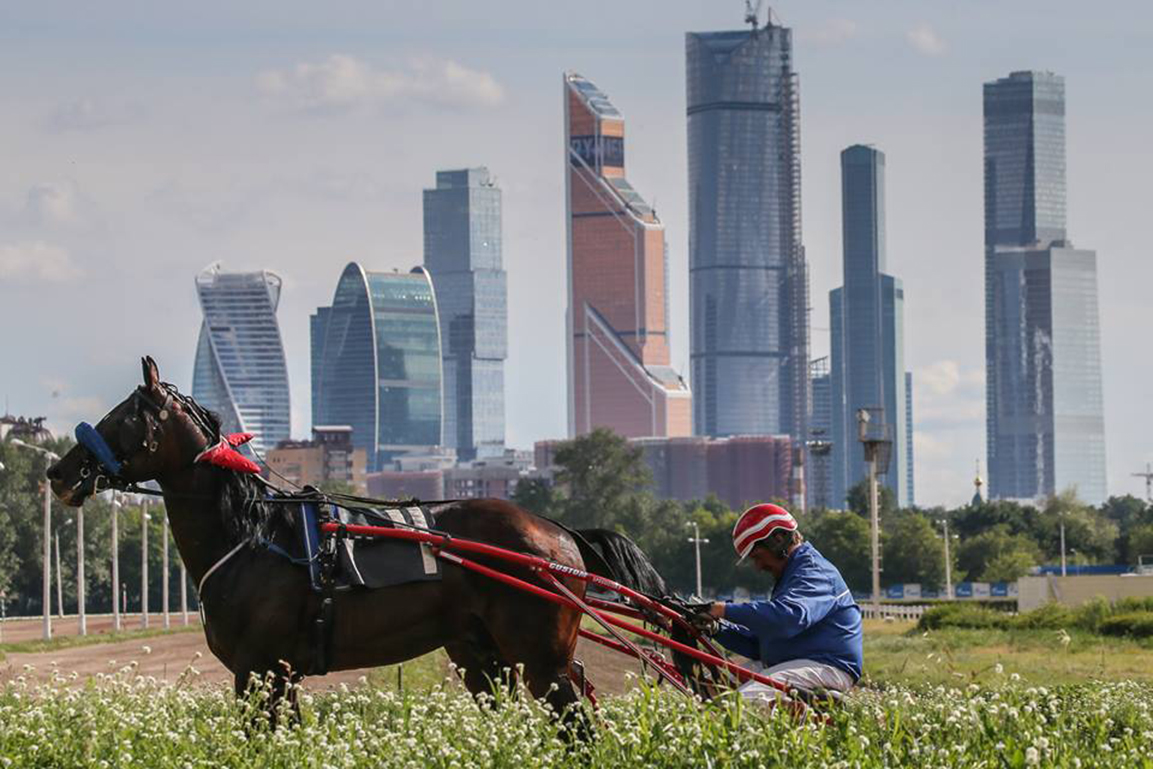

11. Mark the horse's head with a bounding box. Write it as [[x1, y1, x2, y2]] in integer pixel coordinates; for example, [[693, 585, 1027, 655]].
[[47, 356, 218, 506]]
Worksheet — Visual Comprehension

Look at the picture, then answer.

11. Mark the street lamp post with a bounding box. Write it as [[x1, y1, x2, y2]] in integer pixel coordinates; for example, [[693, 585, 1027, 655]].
[[77, 503, 86, 635], [686, 521, 710, 599], [141, 500, 150, 629], [111, 492, 121, 631], [180, 561, 189, 625], [1060, 518, 1067, 577], [938, 518, 954, 600], [10, 439, 60, 641], [162, 510, 170, 629], [54, 530, 63, 618]]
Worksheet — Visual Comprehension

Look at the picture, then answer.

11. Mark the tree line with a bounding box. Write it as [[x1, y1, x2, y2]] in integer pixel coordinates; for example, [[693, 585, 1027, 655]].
[[512, 428, 1153, 596], [0, 437, 189, 617], [3, 430, 1151, 609]]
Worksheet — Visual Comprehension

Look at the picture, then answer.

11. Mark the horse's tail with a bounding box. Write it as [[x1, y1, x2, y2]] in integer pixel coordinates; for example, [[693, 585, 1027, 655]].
[[574, 528, 669, 598]]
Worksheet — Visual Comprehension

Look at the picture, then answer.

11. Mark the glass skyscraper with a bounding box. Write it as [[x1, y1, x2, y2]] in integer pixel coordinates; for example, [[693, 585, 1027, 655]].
[[423, 167, 507, 461], [192, 264, 291, 458], [984, 71, 1106, 504], [829, 145, 912, 508], [686, 21, 809, 445], [564, 72, 691, 439], [312, 263, 444, 471]]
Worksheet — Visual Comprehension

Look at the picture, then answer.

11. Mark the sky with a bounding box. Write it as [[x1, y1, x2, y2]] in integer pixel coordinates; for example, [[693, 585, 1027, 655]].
[[0, 1, 1149, 508]]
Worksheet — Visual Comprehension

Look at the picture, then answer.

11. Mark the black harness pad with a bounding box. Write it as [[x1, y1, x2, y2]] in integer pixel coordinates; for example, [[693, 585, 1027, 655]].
[[275, 502, 443, 591], [331, 506, 443, 589]]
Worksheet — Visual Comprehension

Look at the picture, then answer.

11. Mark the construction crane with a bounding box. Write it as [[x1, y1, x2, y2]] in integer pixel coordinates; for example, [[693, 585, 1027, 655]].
[[745, 0, 763, 30], [1134, 462, 1153, 503]]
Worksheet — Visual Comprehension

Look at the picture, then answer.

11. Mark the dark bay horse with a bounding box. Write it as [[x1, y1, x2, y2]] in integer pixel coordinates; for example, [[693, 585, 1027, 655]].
[[46, 357, 651, 722]]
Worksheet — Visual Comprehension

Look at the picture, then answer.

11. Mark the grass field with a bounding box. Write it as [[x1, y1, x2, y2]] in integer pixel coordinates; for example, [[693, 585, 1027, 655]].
[[4, 617, 1153, 766], [862, 619, 1153, 686]]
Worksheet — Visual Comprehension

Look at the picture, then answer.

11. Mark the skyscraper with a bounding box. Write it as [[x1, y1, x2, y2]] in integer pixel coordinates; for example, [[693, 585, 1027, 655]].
[[563, 72, 691, 438], [686, 19, 809, 443], [312, 263, 444, 471], [807, 357, 834, 510], [829, 146, 912, 508], [192, 263, 291, 458], [423, 167, 507, 461], [984, 71, 1106, 504]]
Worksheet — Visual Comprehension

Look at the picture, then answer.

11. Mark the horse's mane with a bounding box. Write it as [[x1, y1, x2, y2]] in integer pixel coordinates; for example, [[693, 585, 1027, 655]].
[[197, 406, 277, 543], [576, 528, 670, 598]]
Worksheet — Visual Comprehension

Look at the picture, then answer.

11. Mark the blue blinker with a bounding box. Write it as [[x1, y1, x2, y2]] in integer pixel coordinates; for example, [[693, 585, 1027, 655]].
[[74, 422, 123, 476]]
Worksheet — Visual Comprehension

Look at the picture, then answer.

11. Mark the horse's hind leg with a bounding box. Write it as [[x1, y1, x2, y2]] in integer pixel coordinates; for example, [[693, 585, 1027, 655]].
[[445, 618, 515, 701], [486, 610, 589, 739]]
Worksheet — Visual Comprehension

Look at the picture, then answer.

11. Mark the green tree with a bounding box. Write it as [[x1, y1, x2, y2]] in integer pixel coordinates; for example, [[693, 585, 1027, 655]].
[[805, 510, 871, 593], [510, 477, 558, 517], [1127, 523, 1153, 566], [957, 525, 1041, 582], [1039, 490, 1119, 564], [881, 512, 949, 590], [845, 479, 896, 519], [552, 428, 651, 530]]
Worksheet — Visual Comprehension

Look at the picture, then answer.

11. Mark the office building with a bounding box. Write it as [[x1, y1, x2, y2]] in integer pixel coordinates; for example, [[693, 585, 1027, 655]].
[[423, 168, 507, 461], [563, 71, 691, 439], [686, 20, 809, 443], [312, 262, 444, 471], [192, 264, 291, 457], [984, 71, 1106, 504], [829, 146, 912, 508]]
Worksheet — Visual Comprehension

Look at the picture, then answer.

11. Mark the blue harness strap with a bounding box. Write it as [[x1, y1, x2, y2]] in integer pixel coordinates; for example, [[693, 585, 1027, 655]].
[[75, 422, 122, 475]]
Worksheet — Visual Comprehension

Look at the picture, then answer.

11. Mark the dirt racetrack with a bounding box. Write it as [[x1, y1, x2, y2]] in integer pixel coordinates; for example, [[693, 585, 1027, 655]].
[[0, 615, 642, 695]]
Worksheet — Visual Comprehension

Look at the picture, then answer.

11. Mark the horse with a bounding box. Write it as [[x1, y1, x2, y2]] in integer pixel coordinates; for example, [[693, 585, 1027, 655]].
[[46, 357, 684, 727]]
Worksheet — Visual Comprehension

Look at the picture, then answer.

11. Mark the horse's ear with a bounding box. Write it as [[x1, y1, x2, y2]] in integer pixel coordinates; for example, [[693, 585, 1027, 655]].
[[141, 356, 161, 391]]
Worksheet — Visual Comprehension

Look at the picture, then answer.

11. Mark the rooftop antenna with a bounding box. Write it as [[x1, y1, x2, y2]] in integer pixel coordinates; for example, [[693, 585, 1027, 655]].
[[1134, 462, 1153, 503], [744, 0, 762, 30]]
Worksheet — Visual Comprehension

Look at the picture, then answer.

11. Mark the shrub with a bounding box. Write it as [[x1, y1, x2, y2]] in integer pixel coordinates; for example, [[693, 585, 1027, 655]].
[[918, 603, 1008, 631], [1114, 596, 1153, 614], [1009, 601, 1074, 630], [1099, 611, 1153, 638], [1071, 596, 1112, 633]]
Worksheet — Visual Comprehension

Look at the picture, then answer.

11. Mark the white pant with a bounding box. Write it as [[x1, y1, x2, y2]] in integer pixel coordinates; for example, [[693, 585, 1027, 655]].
[[737, 659, 854, 704]]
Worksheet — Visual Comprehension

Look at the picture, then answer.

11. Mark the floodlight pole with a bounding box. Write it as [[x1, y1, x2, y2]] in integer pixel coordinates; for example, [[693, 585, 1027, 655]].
[[54, 531, 63, 618], [857, 410, 883, 609]]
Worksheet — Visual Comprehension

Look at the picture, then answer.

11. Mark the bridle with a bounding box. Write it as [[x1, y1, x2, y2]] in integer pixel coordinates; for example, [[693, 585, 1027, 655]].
[[73, 382, 219, 494]]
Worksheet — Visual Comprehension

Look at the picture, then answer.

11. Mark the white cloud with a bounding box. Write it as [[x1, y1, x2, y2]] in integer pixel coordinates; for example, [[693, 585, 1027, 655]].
[[46, 98, 143, 131], [803, 18, 859, 45], [906, 22, 948, 56], [257, 54, 506, 114], [0, 241, 82, 282], [25, 181, 80, 226]]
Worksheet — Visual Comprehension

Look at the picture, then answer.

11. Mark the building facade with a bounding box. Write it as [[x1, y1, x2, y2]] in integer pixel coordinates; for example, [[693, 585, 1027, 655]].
[[984, 71, 1106, 504], [264, 426, 368, 493], [312, 262, 444, 472], [563, 72, 691, 439], [686, 22, 809, 443], [192, 264, 291, 457], [807, 357, 834, 510], [423, 168, 507, 461], [633, 435, 793, 511], [829, 146, 912, 508]]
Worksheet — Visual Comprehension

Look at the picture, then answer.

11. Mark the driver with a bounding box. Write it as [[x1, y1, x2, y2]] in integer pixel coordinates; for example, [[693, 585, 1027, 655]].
[[697, 503, 862, 702]]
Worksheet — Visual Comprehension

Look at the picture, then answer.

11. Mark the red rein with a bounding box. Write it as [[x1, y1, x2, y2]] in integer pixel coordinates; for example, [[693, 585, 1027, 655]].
[[319, 521, 797, 699]]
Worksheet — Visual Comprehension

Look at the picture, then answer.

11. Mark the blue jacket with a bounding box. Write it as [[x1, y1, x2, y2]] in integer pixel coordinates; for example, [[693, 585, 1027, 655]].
[[715, 542, 863, 681]]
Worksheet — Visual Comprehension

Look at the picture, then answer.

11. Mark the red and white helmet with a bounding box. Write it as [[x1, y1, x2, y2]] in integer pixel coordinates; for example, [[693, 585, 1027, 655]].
[[732, 503, 797, 560]]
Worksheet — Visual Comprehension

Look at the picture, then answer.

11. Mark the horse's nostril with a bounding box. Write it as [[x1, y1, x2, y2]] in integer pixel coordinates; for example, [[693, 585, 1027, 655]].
[[46, 464, 62, 481]]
